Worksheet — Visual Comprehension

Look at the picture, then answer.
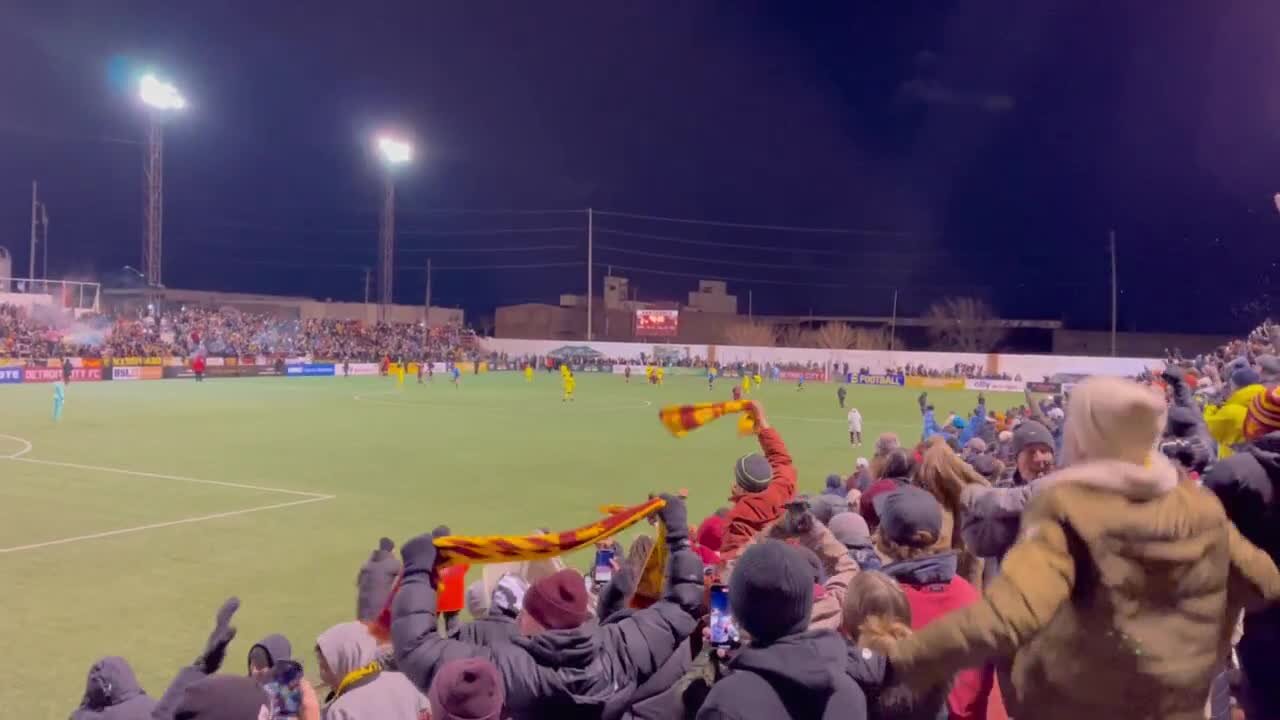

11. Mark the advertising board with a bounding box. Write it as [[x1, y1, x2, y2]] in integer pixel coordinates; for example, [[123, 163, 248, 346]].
[[855, 373, 905, 387], [286, 363, 336, 377], [904, 376, 966, 390], [112, 366, 142, 381], [0, 367, 23, 384], [634, 309, 679, 338], [964, 379, 1026, 392]]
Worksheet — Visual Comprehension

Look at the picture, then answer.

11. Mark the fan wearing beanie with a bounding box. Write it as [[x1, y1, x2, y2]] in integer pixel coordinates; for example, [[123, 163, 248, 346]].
[[717, 402, 800, 564], [429, 658, 506, 720], [891, 376, 1280, 720], [391, 494, 706, 719], [1203, 385, 1280, 720], [356, 537, 402, 623], [697, 540, 868, 719]]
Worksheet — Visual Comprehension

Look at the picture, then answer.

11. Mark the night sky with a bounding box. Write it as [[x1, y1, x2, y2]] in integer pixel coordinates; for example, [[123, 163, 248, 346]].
[[2, 1, 1278, 334]]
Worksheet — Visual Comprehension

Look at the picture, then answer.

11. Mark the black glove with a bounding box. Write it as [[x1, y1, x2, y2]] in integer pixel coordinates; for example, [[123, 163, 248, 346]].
[[195, 597, 239, 673], [656, 493, 689, 546], [1161, 365, 1186, 387], [401, 532, 439, 576]]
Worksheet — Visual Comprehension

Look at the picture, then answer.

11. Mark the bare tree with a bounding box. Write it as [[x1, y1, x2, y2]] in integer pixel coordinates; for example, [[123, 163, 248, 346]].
[[778, 325, 814, 348], [722, 321, 776, 347], [813, 322, 856, 349], [923, 297, 1005, 352]]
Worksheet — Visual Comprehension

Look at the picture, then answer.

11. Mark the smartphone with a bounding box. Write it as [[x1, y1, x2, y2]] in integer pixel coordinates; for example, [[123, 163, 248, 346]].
[[709, 584, 736, 648], [594, 547, 615, 585], [264, 660, 304, 718]]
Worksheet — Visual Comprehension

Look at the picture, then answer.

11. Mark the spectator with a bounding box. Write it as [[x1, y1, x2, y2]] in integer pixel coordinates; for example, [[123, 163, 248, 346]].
[[429, 658, 507, 720], [451, 575, 529, 648], [847, 457, 872, 494], [391, 494, 703, 719], [316, 621, 429, 719], [247, 633, 293, 684], [890, 377, 1280, 720], [913, 440, 989, 587], [357, 538, 401, 623], [718, 403, 798, 565], [822, 474, 845, 498], [754, 506, 860, 633], [829, 511, 882, 571], [859, 449, 911, 529], [1204, 367, 1265, 459], [71, 656, 155, 720]]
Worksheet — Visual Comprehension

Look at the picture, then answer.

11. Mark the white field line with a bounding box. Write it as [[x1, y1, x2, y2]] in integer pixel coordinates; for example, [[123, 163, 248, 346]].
[[0, 496, 331, 554], [0, 436, 335, 554], [0, 434, 33, 459]]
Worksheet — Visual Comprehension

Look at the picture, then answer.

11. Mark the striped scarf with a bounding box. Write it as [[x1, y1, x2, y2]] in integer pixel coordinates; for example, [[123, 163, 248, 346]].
[[658, 401, 757, 438], [371, 497, 665, 638]]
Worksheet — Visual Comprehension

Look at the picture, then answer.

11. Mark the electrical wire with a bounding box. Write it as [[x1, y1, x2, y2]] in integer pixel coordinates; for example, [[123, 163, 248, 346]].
[[594, 227, 878, 256], [593, 244, 844, 272], [592, 263, 848, 288], [398, 245, 576, 254], [594, 209, 909, 237]]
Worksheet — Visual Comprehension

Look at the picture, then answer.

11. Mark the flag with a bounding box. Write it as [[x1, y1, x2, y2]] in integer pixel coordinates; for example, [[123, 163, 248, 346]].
[[658, 401, 757, 438]]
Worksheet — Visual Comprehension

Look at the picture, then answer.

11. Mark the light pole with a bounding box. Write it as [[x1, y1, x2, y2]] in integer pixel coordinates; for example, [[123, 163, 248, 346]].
[[137, 73, 186, 289], [375, 134, 412, 322]]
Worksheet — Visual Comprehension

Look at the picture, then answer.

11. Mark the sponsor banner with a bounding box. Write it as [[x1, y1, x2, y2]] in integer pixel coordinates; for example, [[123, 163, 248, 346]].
[[141, 366, 164, 381], [1026, 381, 1062, 394], [855, 373, 906, 387], [143, 357, 163, 366], [343, 362, 380, 376], [113, 357, 143, 366], [164, 364, 265, 379], [23, 367, 102, 383], [778, 369, 827, 382], [964, 378, 1026, 392], [240, 356, 256, 367], [164, 357, 186, 367], [286, 363, 335, 377], [0, 366, 23, 384], [111, 357, 162, 367], [113, 366, 143, 381], [0, 358, 24, 367], [206, 357, 225, 367], [904, 376, 966, 390], [82, 358, 103, 369]]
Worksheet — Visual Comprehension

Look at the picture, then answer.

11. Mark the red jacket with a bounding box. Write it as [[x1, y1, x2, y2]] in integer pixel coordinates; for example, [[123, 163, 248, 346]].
[[192, 357, 206, 373], [888, 554, 1003, 720], [718, 427, 798, 563]]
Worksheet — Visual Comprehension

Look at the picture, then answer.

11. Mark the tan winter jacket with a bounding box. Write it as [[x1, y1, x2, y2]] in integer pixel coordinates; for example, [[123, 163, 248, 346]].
[[891, 454, 1280, 720]]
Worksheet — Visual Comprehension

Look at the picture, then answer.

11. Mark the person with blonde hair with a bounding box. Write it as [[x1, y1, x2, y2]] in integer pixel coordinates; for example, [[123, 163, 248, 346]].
[[913, 439, 988, 586], [891, 377, 1280, 720]]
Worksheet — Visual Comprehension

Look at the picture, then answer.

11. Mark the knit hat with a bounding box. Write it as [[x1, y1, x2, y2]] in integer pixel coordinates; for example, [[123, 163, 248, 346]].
[[174, 675, 268, 720], [828, 511, 871, 548], [825, 474, 843, 491], [465, 581, 489, 619], [968, 453, 1000, 480], [855, 457, 869, 469], [734, 453, 772, 493], [522, 568, 589, 630], [728, 540, 814, 645], [964, 437, 987, 455], [489, 574, 528, 619], [859, 478, 901, 527], [874, 432, 900, 456], [429, 657, 505, 720], [1258, 355, 1280, 385], [1062, 376, 1166, 466], [378, 537, 395, 553], [1245, 386, 1280, 441], [873, 485, 943, 548], [1012, 421, 1054, 457], [1232, 367, 1262, 391]]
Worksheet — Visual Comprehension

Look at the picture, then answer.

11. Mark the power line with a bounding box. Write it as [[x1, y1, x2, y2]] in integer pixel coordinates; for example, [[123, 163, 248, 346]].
[[426, 261, 583, 271], [594, 263, 848, 288], [395, 207, 586, 217], [193, 220, 582, 239], [398, 245, 575, 254], [594, 244, 843, 272], [595, 209, 909, 237], [594, 227, 869, 256]]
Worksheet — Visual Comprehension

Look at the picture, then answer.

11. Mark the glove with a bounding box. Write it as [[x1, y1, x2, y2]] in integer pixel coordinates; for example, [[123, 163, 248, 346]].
[[401, 532, 440, 576], [1161, 366, 1186, 387], [656, 493, 689, 545], [195, 597, 239, 673]]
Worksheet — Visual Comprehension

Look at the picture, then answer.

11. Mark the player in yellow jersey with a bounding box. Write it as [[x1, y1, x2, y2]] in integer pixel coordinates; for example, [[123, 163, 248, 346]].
[[562, 368, 576, 402], [645, 366, 654, 384], [741, 374, 751, 396], [524, 364, 534, 382], [656, 366, 665, 385], [752, 370, 763, 387]]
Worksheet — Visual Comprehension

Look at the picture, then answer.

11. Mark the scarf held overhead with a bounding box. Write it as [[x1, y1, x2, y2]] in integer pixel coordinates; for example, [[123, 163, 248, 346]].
[[659, 401, 757, 438]]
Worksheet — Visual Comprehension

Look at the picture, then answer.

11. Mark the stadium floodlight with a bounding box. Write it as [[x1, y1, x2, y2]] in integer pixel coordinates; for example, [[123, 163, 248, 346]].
[[138, 73, 186, 111], [376, 135, 413, 166]]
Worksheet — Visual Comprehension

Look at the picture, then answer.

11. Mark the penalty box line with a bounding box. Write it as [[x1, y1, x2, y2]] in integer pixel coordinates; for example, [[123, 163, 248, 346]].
[[0, 452, 335, 555]]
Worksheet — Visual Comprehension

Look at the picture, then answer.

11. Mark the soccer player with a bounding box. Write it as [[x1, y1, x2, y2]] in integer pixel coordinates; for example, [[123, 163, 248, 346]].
[[847, 406, 863, 446], [624, 365, 632, 383], [61, 357, 73, 384], [524, 363, 534, 382], [645, 366, 654, 384], [417, 360, 424, 384], [741, 374, 751, 396], [732, 384, 742, 402], [450, 363, 461, 387], [562, 368, 576, 402], [752, 370, 763, 387], [837, 385, 847, 408], [796, 374, 805, 391], [656, 366, 665, 385], [707, 365, 717, 390], [52, 381, 65, 422]]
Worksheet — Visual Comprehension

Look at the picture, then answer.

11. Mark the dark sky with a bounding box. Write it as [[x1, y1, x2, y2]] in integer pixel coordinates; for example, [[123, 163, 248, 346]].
[[2, 1, 1278, 334]]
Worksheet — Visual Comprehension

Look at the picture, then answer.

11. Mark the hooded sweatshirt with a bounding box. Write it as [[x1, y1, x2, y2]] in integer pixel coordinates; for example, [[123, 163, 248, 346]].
[[357, 546, 403, 622], [696, 630, 868, 720], [248, 634, 292, 674], [71, 656, 155, 720], [317, 621, 428, 720]]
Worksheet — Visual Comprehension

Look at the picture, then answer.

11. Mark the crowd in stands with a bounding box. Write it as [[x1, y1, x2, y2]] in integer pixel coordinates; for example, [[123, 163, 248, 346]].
[[61, 318, 1280, 719], [0, 304, 479, 362]]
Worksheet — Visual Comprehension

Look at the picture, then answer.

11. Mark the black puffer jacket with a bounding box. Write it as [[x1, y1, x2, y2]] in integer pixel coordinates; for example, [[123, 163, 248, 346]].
[[71, 656, 155, 720], [696, 631, 868, 720], [1203, 432, 1280, 720], [452, 613, 521, 648]]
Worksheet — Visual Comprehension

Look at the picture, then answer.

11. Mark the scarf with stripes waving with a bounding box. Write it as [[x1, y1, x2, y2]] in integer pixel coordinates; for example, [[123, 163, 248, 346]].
[[658, 400, 757, 438]]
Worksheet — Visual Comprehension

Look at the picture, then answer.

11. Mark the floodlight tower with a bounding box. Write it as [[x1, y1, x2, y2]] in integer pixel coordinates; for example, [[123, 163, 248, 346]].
[[375, 134, 412, 322], [137, 73, 186, 288]]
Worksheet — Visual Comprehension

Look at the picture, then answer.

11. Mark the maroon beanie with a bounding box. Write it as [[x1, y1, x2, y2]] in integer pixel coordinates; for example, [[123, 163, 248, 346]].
[[429, 658, 505, 720], [523, 568, 589, 630]]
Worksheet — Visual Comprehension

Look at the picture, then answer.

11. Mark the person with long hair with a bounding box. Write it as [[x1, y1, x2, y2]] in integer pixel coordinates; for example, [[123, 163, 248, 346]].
[[913, 439, 989, 586]]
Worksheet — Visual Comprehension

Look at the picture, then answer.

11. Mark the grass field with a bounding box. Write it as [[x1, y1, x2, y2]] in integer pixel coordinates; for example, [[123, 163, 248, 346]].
[[0, 371, 1013, 716]]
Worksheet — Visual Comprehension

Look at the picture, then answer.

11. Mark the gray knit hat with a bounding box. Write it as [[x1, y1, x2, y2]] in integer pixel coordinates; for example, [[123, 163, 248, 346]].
[[1012, 420, 1054, 457], [1258, 355, 1280, 385], [828, 512, 871, 548], [728, 540, 814, 645], [809, 494, 849, 525], [734, 453, 772, 493]]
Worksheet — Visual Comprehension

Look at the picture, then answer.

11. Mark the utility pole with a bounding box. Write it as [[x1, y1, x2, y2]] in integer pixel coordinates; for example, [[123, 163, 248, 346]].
[[423, 258, 432, 351], [604, 264, 611, 339], [889, 289, 899, 352], [363, 267, 372, 306], [29, 181, 38, 279], [41, 202, 49, 279], [586, 207, 594, 341], [1109, 229, 1118, 357], [748, 289, 753, 322], [143, 116, 164, 287], [378, 173, 396, 322]]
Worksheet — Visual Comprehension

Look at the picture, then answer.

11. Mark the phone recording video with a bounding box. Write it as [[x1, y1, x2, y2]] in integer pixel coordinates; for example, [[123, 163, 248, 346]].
[[593, 546, 615, 586], [708, 584, 738, 649], [264, 660, 304, 718]]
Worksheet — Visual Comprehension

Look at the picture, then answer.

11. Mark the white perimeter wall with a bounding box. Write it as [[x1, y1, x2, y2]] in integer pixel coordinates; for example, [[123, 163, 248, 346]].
[[479, 337, 1162, 380]]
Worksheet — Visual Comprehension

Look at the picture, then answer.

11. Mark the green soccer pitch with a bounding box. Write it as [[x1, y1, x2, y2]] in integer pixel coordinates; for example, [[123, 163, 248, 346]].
[[0, 372, 1016, 715]]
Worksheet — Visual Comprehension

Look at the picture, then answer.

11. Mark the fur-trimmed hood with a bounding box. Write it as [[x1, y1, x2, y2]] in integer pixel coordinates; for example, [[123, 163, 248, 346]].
[[1038, 453, 1180, 502]]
